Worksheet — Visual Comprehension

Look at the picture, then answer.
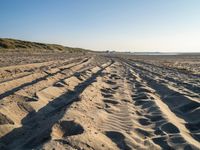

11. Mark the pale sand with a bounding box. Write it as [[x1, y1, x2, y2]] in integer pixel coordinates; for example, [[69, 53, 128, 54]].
[[0, 54, 199, 150]]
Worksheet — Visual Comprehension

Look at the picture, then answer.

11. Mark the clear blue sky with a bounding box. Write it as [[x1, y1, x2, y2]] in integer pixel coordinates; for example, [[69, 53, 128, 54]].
[[1, 0, 200, 52]]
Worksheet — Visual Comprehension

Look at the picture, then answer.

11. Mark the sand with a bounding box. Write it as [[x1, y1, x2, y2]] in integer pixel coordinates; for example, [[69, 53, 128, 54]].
[[0, 53, 199, 150]]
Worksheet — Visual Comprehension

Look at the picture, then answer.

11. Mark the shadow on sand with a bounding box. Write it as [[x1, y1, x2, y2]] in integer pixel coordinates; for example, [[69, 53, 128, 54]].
[[0, 61, 112, 150]]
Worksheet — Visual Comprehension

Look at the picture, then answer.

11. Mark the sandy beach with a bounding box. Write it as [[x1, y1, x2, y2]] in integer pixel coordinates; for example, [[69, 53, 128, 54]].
[[0, 53, 199, 149]]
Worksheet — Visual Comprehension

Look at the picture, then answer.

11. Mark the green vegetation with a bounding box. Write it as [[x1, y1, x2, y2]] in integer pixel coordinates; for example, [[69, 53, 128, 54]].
[[0, 38, 91, 53]]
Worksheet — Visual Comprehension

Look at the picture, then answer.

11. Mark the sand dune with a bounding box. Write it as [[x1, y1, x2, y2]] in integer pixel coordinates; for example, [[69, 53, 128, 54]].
[[0, 54, 199, 150]]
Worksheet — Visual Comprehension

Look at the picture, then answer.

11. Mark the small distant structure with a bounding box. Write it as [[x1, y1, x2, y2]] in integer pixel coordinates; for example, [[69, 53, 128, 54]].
[[105, 50, 115, 53]]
